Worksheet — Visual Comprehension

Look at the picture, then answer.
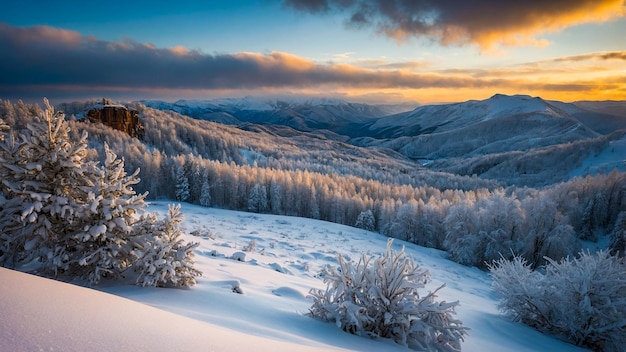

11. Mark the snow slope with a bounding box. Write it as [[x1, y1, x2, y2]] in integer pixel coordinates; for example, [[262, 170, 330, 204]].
[[1, 202, 588, 352], [568, 133, 626, 178]]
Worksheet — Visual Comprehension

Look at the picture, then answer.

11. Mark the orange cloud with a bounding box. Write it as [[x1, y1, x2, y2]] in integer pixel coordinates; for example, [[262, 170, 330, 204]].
[[0, 23, 624, 104], [284, 0, 625, 50]]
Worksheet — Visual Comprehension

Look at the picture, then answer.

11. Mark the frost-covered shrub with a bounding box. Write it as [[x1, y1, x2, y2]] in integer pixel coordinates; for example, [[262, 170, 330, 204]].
[[308, 239, 467, 351], [133, 204, 201, 288], [489, 251, 626, 351]]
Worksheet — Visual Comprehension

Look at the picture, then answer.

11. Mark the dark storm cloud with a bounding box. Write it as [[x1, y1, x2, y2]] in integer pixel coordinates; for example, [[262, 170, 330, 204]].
[[283, 0, 625, 48]]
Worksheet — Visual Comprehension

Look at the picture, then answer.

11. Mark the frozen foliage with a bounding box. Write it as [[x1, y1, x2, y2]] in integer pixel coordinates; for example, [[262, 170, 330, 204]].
[[74, 143, 149, 284], [609, 211, 626, 256], [355, 209, 375, 231], [0, 100, 200, 287], [133, 204, 201, 287], [175, 165, 190, 202], [0, 99, 99, 275], [489, 252, 626, 351], [308, 239, 467, 351], [3, 99, 625, 272]]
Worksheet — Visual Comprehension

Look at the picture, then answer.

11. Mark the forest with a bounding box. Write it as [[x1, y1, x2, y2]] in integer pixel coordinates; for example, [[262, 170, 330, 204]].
[[2, 98, 625, 270]]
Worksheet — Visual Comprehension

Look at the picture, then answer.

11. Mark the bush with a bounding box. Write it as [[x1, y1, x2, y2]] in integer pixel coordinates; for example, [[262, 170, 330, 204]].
[[308, 239, 467, 351], [489, 251, 626, 351]]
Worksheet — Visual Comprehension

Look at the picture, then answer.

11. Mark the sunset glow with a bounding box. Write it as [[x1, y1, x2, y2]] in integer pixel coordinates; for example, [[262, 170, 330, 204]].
[[1, 1, 624, 104]]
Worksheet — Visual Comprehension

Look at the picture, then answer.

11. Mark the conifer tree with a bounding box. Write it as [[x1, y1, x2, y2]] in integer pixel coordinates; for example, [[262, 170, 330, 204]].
[[133, 204, 201, 287], [355, 209, 375, 231], [175, 165, 190, 202], [74, 143, 149, 284], [199, 170, 212, 207], [0, 99, 97, 275]]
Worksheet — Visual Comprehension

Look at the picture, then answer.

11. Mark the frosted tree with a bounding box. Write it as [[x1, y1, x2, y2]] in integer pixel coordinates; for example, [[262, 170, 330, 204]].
[[0, 118, 7, 142], [133, 204, 201, 287], [609, 211, 626, 255], [269, 177, 282, 213], [175, 165, 190, 202], [0, 99, 98, 275], [354, 209, 375, 231], [248, 183, 268, 213], [309, 239, 467, 351], [73, 143, 149, 284], [199, 170, 212, 207]]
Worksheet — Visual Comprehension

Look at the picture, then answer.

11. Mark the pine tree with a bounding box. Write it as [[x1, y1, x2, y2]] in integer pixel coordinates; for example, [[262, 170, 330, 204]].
[[133, 204, 201, 287], [0, 99, 98, 275], [0, 100, 201, 287], [355, 209, 375, 231], [248, 183, 268, 213], [199, 170, 211, 207], [609, 211, 626, 255], [175, 165, 190, 202], [0, 117, 7, 142], [73, 143, 149, 284]]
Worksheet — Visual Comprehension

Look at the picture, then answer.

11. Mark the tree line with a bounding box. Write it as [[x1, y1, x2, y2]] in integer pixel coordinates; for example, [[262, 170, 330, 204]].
[[2, 99, 624, 269]]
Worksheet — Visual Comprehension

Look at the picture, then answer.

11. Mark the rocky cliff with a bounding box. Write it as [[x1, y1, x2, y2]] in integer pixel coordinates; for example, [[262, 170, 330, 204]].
[[86, 100, 144, 139]]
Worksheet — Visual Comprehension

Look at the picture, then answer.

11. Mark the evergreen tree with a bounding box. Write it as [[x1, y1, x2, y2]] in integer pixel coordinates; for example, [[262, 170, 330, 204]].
[[133, 204, 201, 287], [199, 170, 211, 207], [74, 143, 149, 284], [175, 165, 190, 202], [354, 209, 375, 231], [248, 183, 268, 213], [0, 100, 201, 287], [0, 99, 98, 275], [609, 211, 626, 255]]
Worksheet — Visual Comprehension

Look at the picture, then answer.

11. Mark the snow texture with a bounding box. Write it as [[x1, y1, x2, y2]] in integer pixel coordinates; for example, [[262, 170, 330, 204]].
[[1, 202, 590, 352]]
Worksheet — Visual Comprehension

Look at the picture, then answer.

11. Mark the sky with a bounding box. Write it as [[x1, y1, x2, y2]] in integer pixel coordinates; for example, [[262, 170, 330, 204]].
[[0, 0, 625, 104]]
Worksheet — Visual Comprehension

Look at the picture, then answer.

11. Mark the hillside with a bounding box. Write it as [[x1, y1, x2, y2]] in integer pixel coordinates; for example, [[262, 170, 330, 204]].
[[0, 203, 590, 352], [141, 97, 412, 134]]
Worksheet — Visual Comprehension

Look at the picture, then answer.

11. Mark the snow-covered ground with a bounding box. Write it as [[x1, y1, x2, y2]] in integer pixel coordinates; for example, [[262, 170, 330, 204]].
[[1, 202, 588, 351], [569, 133, 626, 178]]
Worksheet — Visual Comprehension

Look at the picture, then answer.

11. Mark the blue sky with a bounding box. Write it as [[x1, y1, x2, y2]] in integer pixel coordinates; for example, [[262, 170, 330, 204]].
[[1, 0, 625, 103]]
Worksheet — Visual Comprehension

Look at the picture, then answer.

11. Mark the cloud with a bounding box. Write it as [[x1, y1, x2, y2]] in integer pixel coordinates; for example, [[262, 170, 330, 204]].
[[0, 23, 490, 91], [549, 51, 626, 62], [0, 23, 624, 103], [283, 0, 625, 49]]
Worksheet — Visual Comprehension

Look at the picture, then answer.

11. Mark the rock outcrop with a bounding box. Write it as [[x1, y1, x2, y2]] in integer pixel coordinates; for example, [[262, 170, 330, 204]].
[[86, 99, 144, 139]]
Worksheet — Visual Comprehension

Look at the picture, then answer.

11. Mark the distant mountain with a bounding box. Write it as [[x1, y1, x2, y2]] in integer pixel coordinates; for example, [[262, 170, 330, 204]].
[[139, 94, 625, 186], [353, 94, 598, 155], [141, 97, 414, 134], [358, 94, 623, 139]]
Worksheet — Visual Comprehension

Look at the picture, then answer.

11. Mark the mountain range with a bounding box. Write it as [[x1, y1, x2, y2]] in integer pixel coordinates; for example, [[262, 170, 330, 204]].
[[141, 94, 626, 186]]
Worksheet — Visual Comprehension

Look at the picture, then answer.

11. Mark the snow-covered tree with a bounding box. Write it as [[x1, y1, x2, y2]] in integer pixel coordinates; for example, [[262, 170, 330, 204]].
[[0, 100, 201, 288], [133, 204, 201, 287], [199, 171, 212, 207], [309, 239, 467, 351], [354, 209, 375, 231], [175, 165, 190, 202], [609, 211, 626, 256], [490, 251, 626, 351], [0, 99, 98, 275], [73, 143, 149, 284], [0, 118, 7, 142], [248, 183, 268, 213]]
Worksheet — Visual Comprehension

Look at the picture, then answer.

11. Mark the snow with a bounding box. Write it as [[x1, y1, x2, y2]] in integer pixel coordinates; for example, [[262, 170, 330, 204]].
[[569, 133, 626, 178], [1, 202, 588, 352]]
